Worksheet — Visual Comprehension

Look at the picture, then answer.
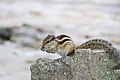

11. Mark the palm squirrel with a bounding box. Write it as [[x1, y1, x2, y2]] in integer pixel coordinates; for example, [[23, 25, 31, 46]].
[[41, 34, 120, 70]]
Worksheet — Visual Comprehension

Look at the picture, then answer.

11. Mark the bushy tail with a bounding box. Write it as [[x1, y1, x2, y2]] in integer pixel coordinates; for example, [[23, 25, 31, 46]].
[[108, 47, 120, 62], [109, 47, 120, 70]]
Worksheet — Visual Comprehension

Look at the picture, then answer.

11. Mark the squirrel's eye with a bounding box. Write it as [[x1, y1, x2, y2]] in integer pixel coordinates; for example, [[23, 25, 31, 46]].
[[47, 41, 50, 43]]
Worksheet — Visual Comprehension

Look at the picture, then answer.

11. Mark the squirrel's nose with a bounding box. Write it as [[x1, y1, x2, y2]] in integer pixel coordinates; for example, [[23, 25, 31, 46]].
[[41, 47, 45, 51]]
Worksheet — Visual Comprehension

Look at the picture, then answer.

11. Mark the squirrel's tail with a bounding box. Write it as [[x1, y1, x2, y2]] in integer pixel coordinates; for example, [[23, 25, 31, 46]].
[[109, 47, 120, 70], [108, 47, 120, 62]]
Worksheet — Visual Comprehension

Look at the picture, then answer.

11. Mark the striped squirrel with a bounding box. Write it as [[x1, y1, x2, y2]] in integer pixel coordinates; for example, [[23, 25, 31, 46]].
[[41, 34, 120, 69], [41, 35, 75, 57]]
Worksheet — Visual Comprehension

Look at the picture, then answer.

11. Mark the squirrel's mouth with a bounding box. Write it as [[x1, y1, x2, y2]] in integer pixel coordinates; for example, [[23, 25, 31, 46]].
[[41, 48, 45, 51], [46, 50, 56, 54]]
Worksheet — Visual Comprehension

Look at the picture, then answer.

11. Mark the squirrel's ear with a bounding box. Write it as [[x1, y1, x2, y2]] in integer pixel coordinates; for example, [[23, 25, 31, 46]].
[[52, 35, 55, 39], [47, 35, 54, 37], [47, 35, 55, 39]]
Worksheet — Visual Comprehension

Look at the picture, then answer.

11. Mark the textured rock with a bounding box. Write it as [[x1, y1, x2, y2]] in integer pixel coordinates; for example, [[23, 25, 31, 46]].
[[30, 49, 120, 80]]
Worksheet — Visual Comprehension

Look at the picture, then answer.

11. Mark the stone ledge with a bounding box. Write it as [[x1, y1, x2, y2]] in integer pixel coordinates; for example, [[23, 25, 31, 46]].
[[30, 49, 120, 80]]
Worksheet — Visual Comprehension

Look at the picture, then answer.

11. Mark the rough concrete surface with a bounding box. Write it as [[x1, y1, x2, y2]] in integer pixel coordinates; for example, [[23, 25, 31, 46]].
[[31, 49, 120, 80]]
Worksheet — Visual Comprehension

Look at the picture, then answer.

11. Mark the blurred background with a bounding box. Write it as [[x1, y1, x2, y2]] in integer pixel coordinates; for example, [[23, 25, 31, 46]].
[[0, 0, 120, 80]]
